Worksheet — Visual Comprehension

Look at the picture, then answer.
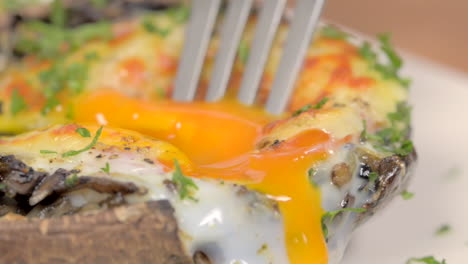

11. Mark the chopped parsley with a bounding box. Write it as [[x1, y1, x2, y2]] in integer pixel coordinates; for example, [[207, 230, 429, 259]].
[[101, 162, 110, 174], [15, 18, 111, 59], [41, 97, 60, 115], [321, 25, 348, 40], [65, 63, 89, 94], [38, 62, 89, 115], [51, 0, 67, 28], [321, 208, 367, 239], [292, 97, 329, 117], [401, 190, 415, 200], [167, 6, 190, 23], [40, 150, 58, 154], [368, 172, 378, 184], [62, 126, 103, 157], [238, 39, 250, 65], [10, 89, 27, 116], [142, 18, 170, 37], [358, 34, 411, 88], [172, 159, 198, 201], [70, 22, 112, 49], [359, 42, 377, 62], [65, 174, 79, 187], [406, 256, 447, 264], [435, 224, 451, 236], [362, 102, 414, 156], [75, 127, 91, 138], [0, 183, 6, 190], [10, 1, 112, 115]]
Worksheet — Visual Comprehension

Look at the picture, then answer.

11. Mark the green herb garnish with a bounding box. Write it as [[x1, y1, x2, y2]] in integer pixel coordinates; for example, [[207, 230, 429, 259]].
[[65, 63, 88, 94], [395, 140, 414, 156], [0, 183, 6, 190], [378, 34, 402, 69], [321, 25, 348, 40], [75, 127, 91, 138], [10, 89, 27, 115], [321, 208, 367, 238], [65, 174, 79, 187], [368, 172, 378, 184], [406, 256, 447, 264], [238, 39, 249, 65], [15, 20, 111, 59], [41, 97, 60, 115], [39, 62, 89, 115], [172, 159, 198, 201], [142, 18, 170, 37], [167, 6, 190, 23], [62, 126, 103, 157], [362, 102, 414, 156], [401, 190, 415, 200], [435, 224, 451, 236], [40, 150, 58, 154], [15, 21, 68, 58], [71, 22, 112, 47], [292, 97, 329, 117], [51, 0, 67, 28], [359, 42, 377, 62], [359, 34, 411, 88], [101, 162, 110, 173]]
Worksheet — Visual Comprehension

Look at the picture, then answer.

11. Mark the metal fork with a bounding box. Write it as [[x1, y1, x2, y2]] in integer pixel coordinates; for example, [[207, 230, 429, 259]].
[[173, 0, 326, 114]]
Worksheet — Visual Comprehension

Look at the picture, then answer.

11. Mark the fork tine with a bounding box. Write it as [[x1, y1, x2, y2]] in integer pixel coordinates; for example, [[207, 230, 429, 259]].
[[206, 0, 254, 102], [237, 0, 287, 106], [173, 0, 222, 101], [265, 0, 325, 114]]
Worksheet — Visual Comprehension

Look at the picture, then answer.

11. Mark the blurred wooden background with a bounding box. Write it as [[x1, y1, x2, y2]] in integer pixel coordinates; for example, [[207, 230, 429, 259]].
[[323, 0, 468, 73]]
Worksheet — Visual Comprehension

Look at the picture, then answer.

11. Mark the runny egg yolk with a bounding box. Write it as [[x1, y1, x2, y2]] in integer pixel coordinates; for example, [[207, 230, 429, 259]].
[[76, 90, 329, 264]]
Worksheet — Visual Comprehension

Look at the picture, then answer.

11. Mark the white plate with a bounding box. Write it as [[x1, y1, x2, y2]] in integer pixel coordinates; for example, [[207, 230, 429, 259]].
[[342, 56, 468, 264]]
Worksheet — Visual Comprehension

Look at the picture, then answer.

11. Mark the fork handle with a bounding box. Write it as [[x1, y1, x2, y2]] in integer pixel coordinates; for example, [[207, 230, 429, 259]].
[[173, 0, 222, 101], [266, 0, 326, 114], [237, 0, 287, 106], [206, 0, 254, 102]]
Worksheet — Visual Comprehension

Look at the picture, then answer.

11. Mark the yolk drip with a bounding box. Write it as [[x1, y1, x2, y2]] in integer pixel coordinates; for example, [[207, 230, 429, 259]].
[[196, 129, 330, 264], [75, 90, 329, 264]]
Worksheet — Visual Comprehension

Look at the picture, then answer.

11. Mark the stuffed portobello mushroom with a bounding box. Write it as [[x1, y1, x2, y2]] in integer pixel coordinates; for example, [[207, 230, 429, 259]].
[[0, 1, 416, 264]]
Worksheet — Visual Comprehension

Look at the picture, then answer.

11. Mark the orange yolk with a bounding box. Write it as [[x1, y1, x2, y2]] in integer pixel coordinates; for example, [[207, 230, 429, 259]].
[[75, 90, 330, 264]]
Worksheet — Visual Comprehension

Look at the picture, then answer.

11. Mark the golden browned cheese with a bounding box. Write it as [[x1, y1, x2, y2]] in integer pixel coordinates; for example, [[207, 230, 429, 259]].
[[0, 11, 407, 137]]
